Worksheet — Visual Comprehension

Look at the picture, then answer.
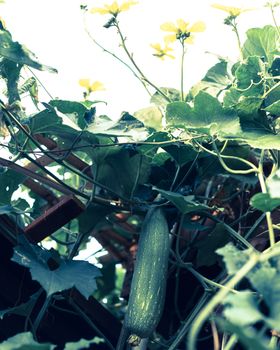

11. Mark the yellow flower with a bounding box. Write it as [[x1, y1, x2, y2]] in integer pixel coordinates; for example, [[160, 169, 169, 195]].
[[90, 0, 138, 16], [211, 4, 254, 17], [79, 79, 105, 93], [160, 19, 205, 44], [150, 43, 175, 60]]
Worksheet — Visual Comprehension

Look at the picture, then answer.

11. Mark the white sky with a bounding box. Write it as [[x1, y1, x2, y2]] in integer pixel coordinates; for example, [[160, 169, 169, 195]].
[[1, 0, 276, 119]]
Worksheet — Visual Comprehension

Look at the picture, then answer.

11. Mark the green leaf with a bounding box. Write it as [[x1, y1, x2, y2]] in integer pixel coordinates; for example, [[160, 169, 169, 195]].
[[165, 101, 192, 128], [0, 169, 26, 205], [236, 97, 264, 118], [150, 87, 181, 108], [134, 105, 163, 130], [223, 291, 264, 326], [49, 100, 89, 129], [0, 291, 40, 320], [95, 149, 151, 198], [87, 113, 146, 137], [0, 204, 22, 215], [242, 25, 280, 65], [0, 332, 55, 350], [78, 203, 113, 235], [64, 337, 103, 350], [247, 263, 280, 330], [138, 132, 172, 158], [0, 28, 57, 72], [163, 144, 199, 166], [195, 224, 230, 267], [235, 56, 265, 97], [189, 60, 232, 98], [232, 128, 280, 150], [12, 241, 101, 299], [250, 193, 280, 212], [166, 92, 240, 136], [218, 319, 273, 350], [216, 243, 250, 275], [152, 188, 209, 214], [267, 169, 280, 197], [265, 100, 280, 115]]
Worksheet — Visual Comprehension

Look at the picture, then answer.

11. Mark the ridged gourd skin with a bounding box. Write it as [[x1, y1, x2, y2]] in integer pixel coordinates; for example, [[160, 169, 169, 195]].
[[124, 207, 170, 339]]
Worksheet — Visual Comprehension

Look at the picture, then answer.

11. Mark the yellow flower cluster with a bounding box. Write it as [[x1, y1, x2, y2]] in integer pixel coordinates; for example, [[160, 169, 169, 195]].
[[211, 3, 254, 17], [90, 0, 138, 17], [151, 19, 205, 61], [79, 79, 105, 93]]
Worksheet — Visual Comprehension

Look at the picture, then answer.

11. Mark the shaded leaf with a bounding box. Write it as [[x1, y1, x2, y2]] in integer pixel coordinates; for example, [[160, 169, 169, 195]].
[[0, 332, 55, 350], [195, 224, 230, 267], [163, 144, 200, 166], [250, 193, 280, 212], [12, 241, 101, 299], [218, 319, 273, 350], [0, 28, 57, 72], [95, 149, 151, 198], [49, 100, 89, 129], [64, 337, 104, 350], [223, 291, 264, 326], [78, 203, 113, 235], [0, 169, 26, 205], [265, 100, 280, 115], [0, 291, 40, 320], [153, 187, 209, 214]]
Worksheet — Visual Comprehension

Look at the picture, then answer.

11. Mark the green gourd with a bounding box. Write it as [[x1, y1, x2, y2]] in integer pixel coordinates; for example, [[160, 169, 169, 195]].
[[124, 207, 170, 345]]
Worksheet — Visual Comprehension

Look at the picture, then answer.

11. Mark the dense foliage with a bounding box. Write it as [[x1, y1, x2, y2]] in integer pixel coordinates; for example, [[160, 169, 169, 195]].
[[0, 1, 280, 349]]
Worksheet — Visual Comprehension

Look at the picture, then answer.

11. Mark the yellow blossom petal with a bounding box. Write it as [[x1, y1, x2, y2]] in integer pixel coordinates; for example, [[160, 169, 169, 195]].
[[160, 22, 178, 33], [120, 0, 138, 11], [150, 43, 161, 50], [185, 36, 195, 44], [211, 4, 254, 16], [164, 34, 177, 44], [90, 81, 106, 91], [109, 1, 119, 14], [176, 19, 189, 32], [90, 0, 138, 15], [188, 21, 206, 32], [90, 7, 110, 14], [151, 43, 175, 60], [79, 79, 91, 89]]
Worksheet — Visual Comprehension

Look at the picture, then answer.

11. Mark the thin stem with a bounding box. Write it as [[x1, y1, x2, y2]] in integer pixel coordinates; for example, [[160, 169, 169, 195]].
[[231, 19, 243, 60], [269, 5, 280, 39], [69, 299, 115, 350], [180, 41, 185, 101], [26, 67, 54, 100], [82, 14, 152, 98], [223, 334, 238, 350], [195, 141, 258, 175], [258, 150, 275, 246], [188, 252, 259, 350], [33, 295, 52, 335], [167, 292, 210, 350], [115, 21, 171, 102]]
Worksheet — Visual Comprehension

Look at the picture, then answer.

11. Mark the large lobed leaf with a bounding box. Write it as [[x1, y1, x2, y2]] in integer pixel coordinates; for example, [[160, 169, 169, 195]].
[[12, 238, 101, 299], [166, 91, 240, 137], [242, 25, 280, 66]]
